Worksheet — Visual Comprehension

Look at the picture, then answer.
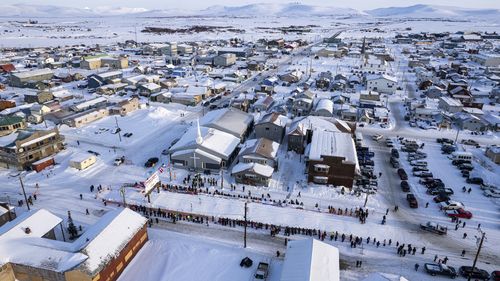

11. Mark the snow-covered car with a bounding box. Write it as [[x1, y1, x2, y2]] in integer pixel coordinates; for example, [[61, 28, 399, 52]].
[[424, 263, 457, 278], [446, 208, 473, 219], [439, 201, 464, 210], [483, 189, 500, 198], [420, 221, 447, 235], [413, 171, 433, 178], [372, 134, 383, 141], [427, 187, 454, 196]]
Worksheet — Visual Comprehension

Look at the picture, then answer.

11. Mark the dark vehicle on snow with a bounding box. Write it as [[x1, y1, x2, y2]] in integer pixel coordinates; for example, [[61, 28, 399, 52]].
[[459, 266, 490, 280], [424, 263, 457, 278]]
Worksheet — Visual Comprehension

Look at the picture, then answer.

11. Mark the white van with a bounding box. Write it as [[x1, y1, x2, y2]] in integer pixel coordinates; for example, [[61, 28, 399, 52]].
[[452, 152, 473, 161]]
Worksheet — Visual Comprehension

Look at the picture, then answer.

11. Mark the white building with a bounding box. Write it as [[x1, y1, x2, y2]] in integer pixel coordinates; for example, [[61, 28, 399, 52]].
[[280, 239, 340, 281], [366, 74, 397, 94]]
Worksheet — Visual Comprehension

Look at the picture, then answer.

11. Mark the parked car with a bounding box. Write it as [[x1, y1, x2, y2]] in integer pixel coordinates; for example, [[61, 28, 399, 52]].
[[391, 148, 399, 158], [459, 266, 490, 280], [372, 134, 383, 141], [461, 170, 470, 178], [407, 193, 418, 208], [461, 139, 480, 147], [426, 181, 445, 189], [413, 171, 433, 177], [491, 270, 500, 281], [254, 262, 269, 280], [466, 177, 484, 185], [424, 263, 457, 278], [439, 201, 464, 210], [452, 159, 471, 166], [437, 138, 454, 144], [458, 164, 474, 171], [161, 149, 169, 155], [433, 193, 451, 203], [427, 187, 454, 195], [398, 168, 408, 180], [446, 208, 473, 219], [412, 166, 429, 172], [87, 150, 100, 156], [401, 181, 410, 192], [144, 157, 159, 168], [386, 139, 394, 147], [114, 156, 125, 166], [420, 221, 447, 235], [441, 144, 457, 154], [410, 160, 427, 167], [483, 189, 500, 198]]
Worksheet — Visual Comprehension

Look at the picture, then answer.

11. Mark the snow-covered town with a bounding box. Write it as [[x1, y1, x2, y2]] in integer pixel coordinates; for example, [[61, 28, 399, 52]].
[[0, 2, 499, 281]]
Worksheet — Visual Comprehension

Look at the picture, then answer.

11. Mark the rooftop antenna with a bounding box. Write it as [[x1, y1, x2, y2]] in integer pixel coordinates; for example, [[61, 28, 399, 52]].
[[196, 119, 203, 144]]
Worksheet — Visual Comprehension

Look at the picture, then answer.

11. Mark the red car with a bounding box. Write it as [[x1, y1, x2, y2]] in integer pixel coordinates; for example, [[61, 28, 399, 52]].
[[446, 208, 473, 219], [492, 270, 500, 281]]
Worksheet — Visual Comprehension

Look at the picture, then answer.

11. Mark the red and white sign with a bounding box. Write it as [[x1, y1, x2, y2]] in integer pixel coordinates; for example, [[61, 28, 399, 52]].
[[144, 171, 160, 194]]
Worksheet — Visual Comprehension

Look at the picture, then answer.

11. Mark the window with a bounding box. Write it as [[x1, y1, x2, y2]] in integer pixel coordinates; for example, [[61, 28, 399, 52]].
[[314, 164, 329, 173], [313, 176, 328, 184]]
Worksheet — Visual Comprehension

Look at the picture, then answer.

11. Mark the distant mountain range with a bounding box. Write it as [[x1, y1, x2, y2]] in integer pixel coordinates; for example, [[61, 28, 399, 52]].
[[365, 4, 500, 18], [0, 3, 498, 19]]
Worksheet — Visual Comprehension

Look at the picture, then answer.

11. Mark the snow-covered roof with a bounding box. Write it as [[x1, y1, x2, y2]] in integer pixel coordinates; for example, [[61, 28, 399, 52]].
[[239, 138, 279, 159], [0, 208, 146, 274], [280, 238, 339, 281], [72, 97, 107, 111], [201, 108, 253, 139], [0, 209, 61, 239], [12, 68, 53, 79], [170, 126, 240, 159], [70, 153, 95, 163], [366, 74, 397, 83], [0, 209, 87, 272], [258, 112, 287, 127], [75, 208, 147, 274], [308, 130, 357, 166], [314, 99, 334, 114], [231, 162, 274, 177]]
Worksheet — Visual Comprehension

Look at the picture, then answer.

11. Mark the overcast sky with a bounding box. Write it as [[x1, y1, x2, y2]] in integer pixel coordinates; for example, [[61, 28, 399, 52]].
[[4, 0, 500, 10]]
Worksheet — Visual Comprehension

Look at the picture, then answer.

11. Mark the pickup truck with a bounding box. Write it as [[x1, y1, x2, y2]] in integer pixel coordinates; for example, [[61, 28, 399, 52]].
[[424, 263, 458, 278], [427, 187, 454, 196], [254, 262, 269, 280], [420, 221, 447, 235]]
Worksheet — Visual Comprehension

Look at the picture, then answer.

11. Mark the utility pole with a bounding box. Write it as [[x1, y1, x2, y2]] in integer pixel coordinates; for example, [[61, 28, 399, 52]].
[[19, 176, 30, 211], [220, 168, 224, 189], [468, 232, 486, 281], [114, 117, 122, 142], [120, 186, 127, 207], [244, 202, 248, 248], [363, 192, 369, 208]]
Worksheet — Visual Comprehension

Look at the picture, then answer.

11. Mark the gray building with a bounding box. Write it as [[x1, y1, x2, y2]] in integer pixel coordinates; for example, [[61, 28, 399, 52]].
[[9, 68, 54, 88], [255, 112, 287, 143], [213, 53, 237, 67]]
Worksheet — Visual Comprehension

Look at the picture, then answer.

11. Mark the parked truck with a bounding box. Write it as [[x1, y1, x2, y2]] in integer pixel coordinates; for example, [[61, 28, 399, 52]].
[[254, 262, 269, 280]]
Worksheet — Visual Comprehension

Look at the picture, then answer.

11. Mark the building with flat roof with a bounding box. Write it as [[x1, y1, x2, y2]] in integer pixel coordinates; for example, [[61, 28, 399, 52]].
[[306, 130, 358, 187]]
